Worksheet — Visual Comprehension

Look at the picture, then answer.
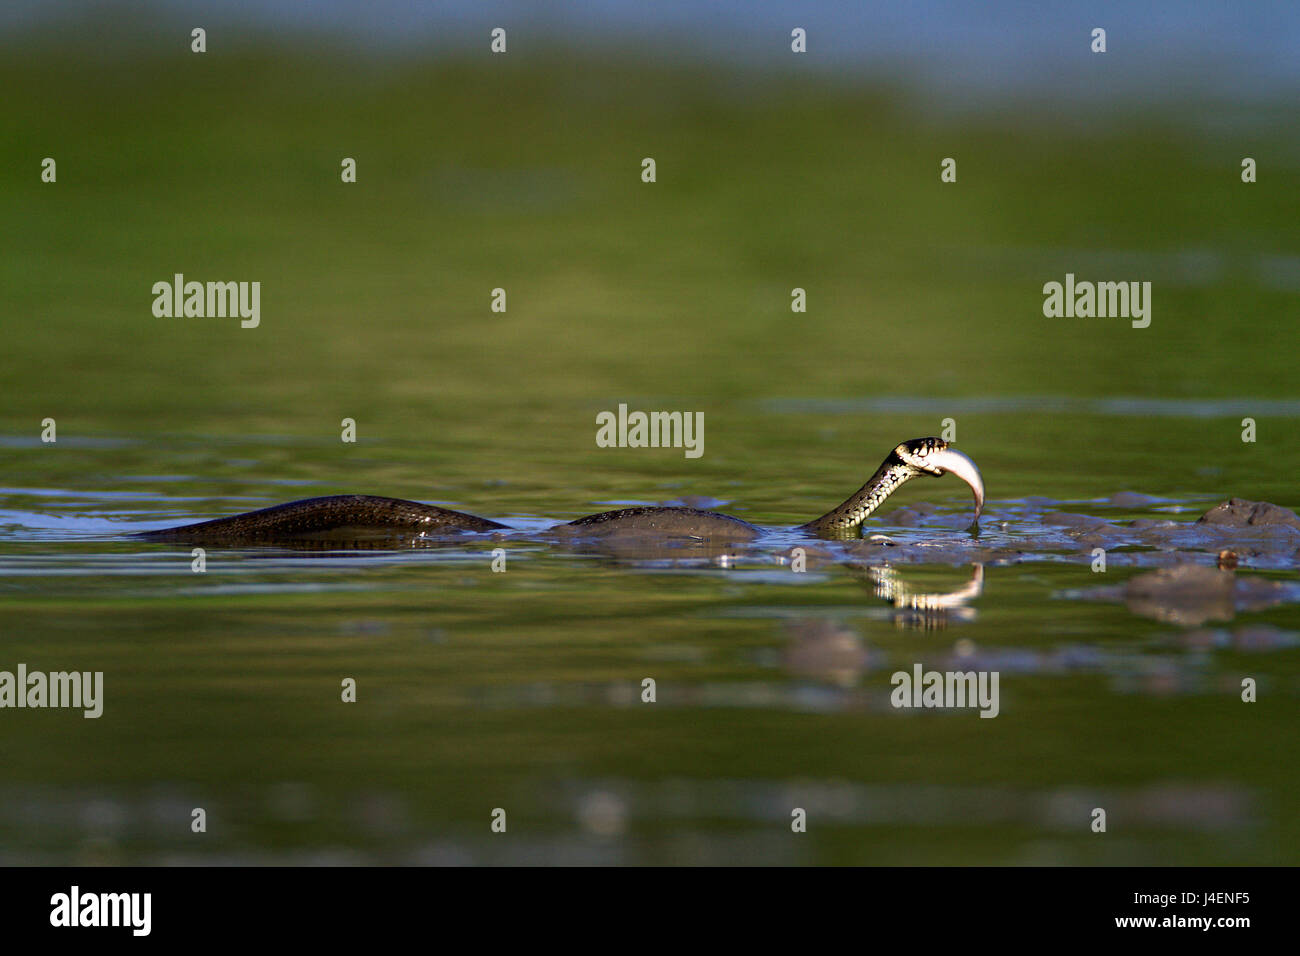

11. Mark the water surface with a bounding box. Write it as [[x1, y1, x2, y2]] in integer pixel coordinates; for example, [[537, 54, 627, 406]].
[[1, 41, 1297, 865], [2, 407, 1296, 865]]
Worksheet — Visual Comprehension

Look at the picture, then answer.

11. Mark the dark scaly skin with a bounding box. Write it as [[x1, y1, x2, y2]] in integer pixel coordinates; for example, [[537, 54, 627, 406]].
[[561, 506, 760, 540], [136, 494, 508, 542]]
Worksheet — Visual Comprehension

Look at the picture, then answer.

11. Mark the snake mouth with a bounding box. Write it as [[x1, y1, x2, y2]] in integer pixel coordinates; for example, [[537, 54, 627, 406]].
[[926, 448, 985, 522]]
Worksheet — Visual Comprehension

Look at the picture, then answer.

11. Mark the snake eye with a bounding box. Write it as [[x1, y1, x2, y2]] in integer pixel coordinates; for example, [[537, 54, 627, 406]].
[[898, 437, 946, 467]]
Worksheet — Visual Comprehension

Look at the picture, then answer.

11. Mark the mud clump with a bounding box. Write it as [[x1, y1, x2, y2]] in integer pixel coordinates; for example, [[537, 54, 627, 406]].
[[1198, 499, 1300, 531]]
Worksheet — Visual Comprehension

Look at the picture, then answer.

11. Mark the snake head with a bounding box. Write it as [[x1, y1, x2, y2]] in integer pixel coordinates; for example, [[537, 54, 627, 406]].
[[894, 438, 985, 522]]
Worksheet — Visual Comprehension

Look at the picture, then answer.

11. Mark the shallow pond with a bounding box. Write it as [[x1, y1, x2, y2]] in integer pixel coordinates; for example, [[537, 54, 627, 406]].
[[2, 43, 1298, 864], [2, 404, 1296, 865]]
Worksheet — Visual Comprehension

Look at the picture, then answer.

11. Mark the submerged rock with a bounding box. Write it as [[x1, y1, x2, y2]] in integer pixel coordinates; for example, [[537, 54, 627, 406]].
[[883, 507, 924, 527], [881, 503, 945, 526], [1129, 518, 1178, 531], [1198, 498, 1300, 531], [1075, 529, 1126, 549]]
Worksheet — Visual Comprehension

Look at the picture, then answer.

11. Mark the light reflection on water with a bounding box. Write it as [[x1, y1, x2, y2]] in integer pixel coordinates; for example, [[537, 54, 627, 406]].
[[0, 777, 1257, 866]]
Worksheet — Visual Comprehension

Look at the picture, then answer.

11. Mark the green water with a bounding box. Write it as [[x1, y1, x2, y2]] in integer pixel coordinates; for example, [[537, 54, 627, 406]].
[[0, 44, 1297, 864]]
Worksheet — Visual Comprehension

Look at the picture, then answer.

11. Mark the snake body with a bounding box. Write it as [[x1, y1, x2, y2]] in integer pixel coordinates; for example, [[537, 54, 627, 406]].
[[136, 438, 983, 544], [139, 494, 507, 542]]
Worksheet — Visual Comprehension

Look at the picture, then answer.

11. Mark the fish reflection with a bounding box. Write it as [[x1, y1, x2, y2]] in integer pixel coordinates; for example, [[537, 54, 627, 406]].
[[849, 562, 984, 630]]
